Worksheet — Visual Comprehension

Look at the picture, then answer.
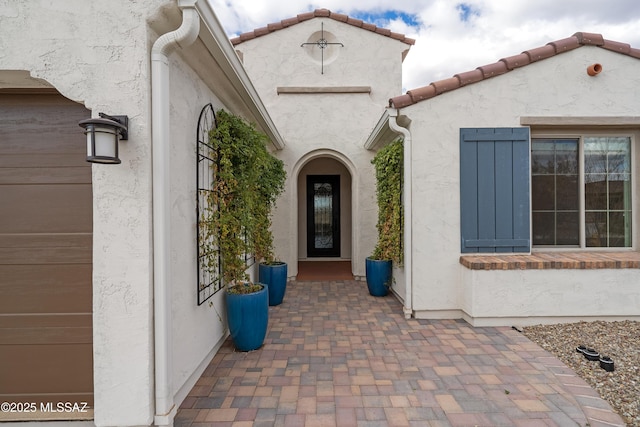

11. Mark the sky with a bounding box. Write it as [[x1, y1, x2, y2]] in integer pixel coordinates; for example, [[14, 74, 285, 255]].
[[208, 0, 640, 92]]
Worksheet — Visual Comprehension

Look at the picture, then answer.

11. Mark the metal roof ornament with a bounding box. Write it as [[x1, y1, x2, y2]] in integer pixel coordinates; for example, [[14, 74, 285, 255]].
[[301, 22, 344, 74]]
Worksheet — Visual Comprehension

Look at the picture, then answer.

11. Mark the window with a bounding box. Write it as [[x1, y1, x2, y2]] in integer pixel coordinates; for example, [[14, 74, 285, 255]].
[[531, 139, 580, 245], [460, 128, 635, 254], [532, 136, 632, 248]]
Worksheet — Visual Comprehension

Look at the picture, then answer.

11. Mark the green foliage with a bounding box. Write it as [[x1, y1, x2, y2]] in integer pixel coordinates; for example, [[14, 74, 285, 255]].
[[371, 138, 403, 264], [200, 109, 286, 292], [226, 281, 263, 295]]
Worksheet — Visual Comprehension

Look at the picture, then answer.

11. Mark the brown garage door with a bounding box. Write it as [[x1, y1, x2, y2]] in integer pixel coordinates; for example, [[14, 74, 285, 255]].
[[0, 92, 93, 410]]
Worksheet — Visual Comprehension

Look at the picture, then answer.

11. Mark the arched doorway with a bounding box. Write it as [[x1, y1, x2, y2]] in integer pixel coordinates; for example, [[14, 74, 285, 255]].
[[298, 157, 352, 259], [296, 155, 354, 280]]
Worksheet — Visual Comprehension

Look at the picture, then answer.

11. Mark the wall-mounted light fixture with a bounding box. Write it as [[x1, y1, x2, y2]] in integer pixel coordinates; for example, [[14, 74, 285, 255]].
[[78, 113, 129, 164]]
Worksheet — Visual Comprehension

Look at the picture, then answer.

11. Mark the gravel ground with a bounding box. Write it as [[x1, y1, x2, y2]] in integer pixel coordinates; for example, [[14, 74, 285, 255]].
[[522, 321, 640, 427]]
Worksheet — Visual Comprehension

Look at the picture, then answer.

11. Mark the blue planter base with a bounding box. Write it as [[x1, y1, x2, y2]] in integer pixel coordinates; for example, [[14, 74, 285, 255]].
[[365, 258, 391, 297], [259, 262, 288, 306], [226, 284, 268, 351]]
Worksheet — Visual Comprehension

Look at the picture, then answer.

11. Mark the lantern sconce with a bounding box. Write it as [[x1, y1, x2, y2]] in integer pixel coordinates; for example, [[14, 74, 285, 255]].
[[78, 113, 129, 164]]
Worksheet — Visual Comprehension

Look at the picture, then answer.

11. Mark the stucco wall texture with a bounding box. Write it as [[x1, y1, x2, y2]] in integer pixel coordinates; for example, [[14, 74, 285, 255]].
[[400, 46, 640, 324], [235, 17, 410, 278]]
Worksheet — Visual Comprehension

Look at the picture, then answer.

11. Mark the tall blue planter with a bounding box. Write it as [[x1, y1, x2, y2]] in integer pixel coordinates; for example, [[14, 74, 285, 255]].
[[259, 262, 288, 306], [365, 258, 391, 297], [226, 284, 268, 351]]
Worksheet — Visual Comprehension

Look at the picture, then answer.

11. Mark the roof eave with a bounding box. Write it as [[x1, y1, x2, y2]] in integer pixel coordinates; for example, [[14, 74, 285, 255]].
[[194, 0, 285, 150], [389, 32, 639, 110], [231, 8, 415, 47]]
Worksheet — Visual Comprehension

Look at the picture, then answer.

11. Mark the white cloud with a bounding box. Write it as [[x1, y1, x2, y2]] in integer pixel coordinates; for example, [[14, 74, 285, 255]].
[[208, 0, 640, 93]]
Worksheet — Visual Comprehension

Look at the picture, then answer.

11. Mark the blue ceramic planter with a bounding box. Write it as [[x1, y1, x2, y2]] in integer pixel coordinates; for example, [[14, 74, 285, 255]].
[[226, 284, 268, 351], [259, 262, 288, 306], [365, 258, 391, 297]]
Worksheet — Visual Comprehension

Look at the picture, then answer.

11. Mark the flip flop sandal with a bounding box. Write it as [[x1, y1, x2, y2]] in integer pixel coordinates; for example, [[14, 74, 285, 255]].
[[583, 348, 600, 361], [599, 356, 615, 372]]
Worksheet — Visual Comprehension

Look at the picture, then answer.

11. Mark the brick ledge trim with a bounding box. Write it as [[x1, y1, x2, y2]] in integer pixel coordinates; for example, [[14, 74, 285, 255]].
[[460, 251, 640, 270]]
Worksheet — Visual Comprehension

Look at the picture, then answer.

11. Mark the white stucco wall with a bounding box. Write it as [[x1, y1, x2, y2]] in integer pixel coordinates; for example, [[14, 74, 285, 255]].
[[0, 1, 174, 425], [400, 46, 640, 324], [235, 18, 410, 277], [461, 267, 640, 326], [166, 24, 272, 407], [151, 2, 275, 420], [167, 44, 231, 408], [1, 1, 277, 426]]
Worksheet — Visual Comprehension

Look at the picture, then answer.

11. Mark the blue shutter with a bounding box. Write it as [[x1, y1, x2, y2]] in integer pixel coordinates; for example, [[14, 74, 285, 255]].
[[460, 128, 530, 253]]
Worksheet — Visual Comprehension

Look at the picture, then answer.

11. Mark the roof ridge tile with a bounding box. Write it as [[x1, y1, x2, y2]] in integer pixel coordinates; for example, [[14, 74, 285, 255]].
[[389, 32, 639, 108], [297, 12, 315, 22], [500, 52, 531, 70], [547, 36, 581, 53], [573, 32, 604, 46], [407, 85, 437, 103], [362, 22, 377, 31], [431, 77, 461, 95], [254, 27, 269, 37], [454, 69, 484, 86], [330, 12, 349, 22], [281, 17, 298, 27], [231, 8, 415, 46], [346, 17, 364, 27], [601, 39, 631, 54], [477, 61, 509, 78], [524, 44, 556, 62]]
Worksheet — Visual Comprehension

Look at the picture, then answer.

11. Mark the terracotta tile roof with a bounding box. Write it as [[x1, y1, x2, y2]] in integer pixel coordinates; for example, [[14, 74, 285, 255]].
[[390, 32, 640, 109], [230, 8, 416, 46]]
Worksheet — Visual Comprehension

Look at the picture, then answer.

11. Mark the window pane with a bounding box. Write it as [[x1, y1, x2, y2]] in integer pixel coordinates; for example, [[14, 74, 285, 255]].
[[584, 137, 632, 248], [609, 212, 630, 247], [606, 138, 631, 173], [556, 175, 579, 210], [585, 211, 607, 247], [531, 138, 579, 246], [532, 212, 554, 245], [555, 140, 578, 174], [609, 153, 630, 173], [313, 183, 333, 249], [531, 150, 555, 173], [584, 174, 607, 210], [556, 212, 580, 245], [584, 138, 607, 173], [532, 175, 554, 210], [609, 174, 631, 210]]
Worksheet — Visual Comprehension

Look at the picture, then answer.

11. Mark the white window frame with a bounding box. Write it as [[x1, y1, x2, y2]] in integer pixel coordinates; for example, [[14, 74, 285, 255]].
[[531, 129, 637, 251]]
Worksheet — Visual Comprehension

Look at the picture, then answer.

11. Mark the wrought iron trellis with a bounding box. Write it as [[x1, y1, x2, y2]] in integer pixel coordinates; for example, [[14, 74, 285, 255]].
[[196, 103, 221, 305], [196, 104, 255, 305]]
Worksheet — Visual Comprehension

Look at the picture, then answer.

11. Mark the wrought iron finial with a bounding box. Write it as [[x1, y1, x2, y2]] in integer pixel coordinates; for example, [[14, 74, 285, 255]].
[[301, 22, 344, 74]]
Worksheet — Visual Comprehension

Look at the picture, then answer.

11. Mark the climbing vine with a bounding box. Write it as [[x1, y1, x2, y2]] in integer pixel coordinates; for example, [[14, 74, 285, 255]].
[[371, 138, 403, 265], [200, 109, 286, 293]]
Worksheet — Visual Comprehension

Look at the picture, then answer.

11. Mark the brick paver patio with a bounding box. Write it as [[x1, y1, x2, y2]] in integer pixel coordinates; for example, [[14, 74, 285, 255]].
[[176, 279, 625, 427]]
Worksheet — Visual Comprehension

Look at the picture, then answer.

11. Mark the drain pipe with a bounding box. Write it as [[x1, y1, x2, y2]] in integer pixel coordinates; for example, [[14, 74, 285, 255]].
[[387, 108, 413, 319], [151, 1, 200, 425]]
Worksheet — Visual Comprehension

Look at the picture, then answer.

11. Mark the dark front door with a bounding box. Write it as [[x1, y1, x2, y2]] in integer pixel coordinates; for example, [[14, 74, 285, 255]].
[[307, 175, 340, 257]]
